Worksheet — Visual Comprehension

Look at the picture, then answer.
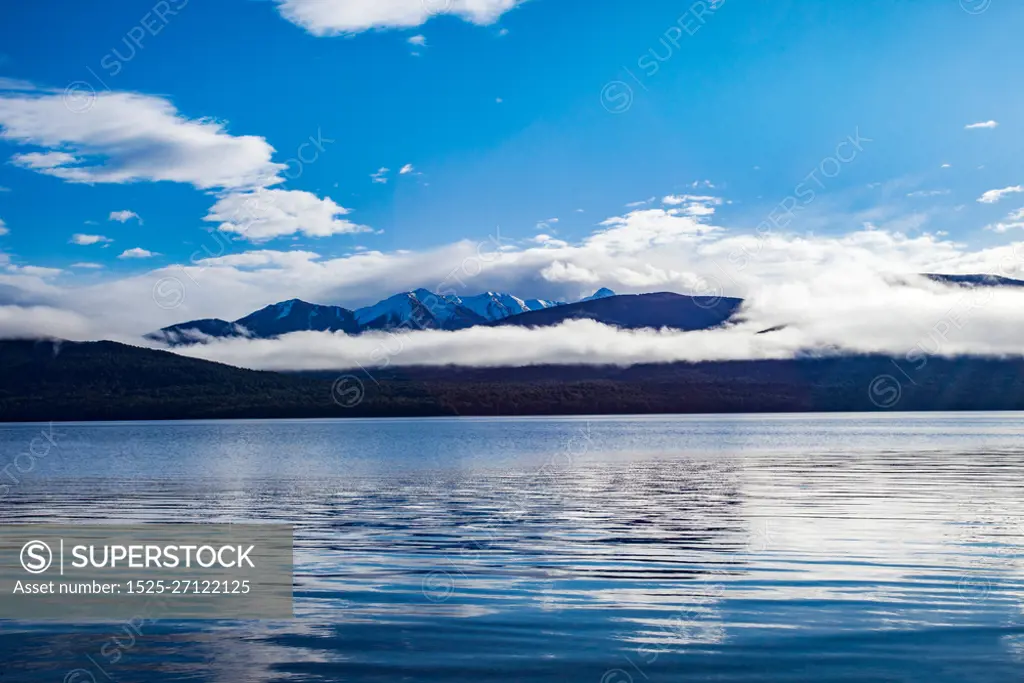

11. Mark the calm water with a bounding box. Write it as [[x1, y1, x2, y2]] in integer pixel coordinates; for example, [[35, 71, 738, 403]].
[[1, 413, 1024, 682]]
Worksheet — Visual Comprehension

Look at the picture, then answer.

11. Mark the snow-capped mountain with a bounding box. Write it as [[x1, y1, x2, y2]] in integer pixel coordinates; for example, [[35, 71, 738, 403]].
[[523, 298, 563, 311], [353, 289, 486, 331], [452, 292, 564, 321], [149, 287, 631, 345], [150, 288, 552, 344], [580, 287, 616, 302]]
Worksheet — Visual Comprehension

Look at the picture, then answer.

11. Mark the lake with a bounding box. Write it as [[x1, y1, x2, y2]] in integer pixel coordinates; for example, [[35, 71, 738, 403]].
[[1, 413, 1023, 682]]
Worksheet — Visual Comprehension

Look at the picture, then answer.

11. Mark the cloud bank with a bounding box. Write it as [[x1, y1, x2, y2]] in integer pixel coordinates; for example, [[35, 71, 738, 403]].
[[168, 273, 1024, 371]]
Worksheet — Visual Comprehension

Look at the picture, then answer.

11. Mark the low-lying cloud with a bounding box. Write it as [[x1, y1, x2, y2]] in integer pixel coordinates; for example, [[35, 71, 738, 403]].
[[163, 273, 1024, 371]]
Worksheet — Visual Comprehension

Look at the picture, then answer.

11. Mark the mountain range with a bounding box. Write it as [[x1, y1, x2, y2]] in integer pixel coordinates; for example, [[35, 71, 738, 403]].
[[147, 273, 1024, 346], [149, 289, 569, 344], [148, 286, 728, 345]]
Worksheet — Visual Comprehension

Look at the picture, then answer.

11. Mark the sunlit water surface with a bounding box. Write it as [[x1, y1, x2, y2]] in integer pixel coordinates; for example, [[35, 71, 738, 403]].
[[1, 413, 1023, 682]]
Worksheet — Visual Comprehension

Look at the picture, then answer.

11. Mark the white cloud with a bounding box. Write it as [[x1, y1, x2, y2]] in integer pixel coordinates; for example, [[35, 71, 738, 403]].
[[987, 222, 1024, 234], [408, 34, 426, 46], [204, 189, 370, 242], [70, 233, 112, 245], [940, 163, 952, 169], [662, 194, 721, 206], [965, 120, 998, 130], [539, 261, 601, 284], [0, 86, 285, 190], [399, 163, 415, 175], [118, 248, 157, 259], [906, 189, 951, 198], [658, 195, 723, 219], [588, 208, 719, 253], [371, 167, 389, 184], [0, 84, 373, 253], [71, 262, 104, 269], [109, 210, 142, 224], [169, 320, 779, 370], [978, 186, 1024, 204], [0, 218, 7, 236], [274, 0, 525, 35]]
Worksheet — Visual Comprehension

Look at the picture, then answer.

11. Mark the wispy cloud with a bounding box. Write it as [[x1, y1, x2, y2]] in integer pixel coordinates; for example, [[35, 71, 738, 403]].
[[965, 120, 999, 130], [371, 167, 389, 184], [978, 186, 1024, 204], [662, 194, 717, 205], [985, 208, 1024, 233], [399, 163, 415, 175]]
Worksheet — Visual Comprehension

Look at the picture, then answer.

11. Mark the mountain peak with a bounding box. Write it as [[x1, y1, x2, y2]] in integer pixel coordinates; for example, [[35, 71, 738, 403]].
[[581, 288, 616, 302]]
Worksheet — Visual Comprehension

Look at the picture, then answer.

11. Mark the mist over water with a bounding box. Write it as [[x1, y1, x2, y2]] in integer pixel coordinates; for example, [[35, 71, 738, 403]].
[[1, 414, 1023, 682]]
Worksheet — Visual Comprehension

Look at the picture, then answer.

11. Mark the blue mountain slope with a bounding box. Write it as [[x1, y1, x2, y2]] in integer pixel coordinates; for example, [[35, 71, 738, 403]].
[[491, 292, 743, 331], [235, 299, 360, 337]]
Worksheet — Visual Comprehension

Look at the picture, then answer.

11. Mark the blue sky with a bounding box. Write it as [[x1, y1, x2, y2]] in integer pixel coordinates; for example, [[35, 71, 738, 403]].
[[1, 0, 1024, 341]]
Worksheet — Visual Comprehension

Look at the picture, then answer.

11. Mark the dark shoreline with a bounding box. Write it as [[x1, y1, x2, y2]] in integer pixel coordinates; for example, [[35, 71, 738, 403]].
[[5, 339, 1024, 423]]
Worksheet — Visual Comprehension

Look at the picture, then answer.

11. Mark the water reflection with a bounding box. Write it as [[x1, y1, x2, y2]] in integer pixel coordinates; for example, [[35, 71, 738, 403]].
[[0, 414, 1023, 681]]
